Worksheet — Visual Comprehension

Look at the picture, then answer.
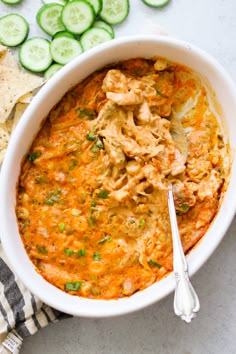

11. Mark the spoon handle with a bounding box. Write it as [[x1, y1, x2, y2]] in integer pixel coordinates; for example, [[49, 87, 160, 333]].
[[167, 188, 200, 323]]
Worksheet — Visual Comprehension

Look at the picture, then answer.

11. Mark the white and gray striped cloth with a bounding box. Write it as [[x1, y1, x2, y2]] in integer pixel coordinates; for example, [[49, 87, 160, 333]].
[[0, 246, 70, 353]]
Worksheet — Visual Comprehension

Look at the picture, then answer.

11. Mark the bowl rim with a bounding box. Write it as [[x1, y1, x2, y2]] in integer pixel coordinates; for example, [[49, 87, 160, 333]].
[[1, 34, 236, 317]]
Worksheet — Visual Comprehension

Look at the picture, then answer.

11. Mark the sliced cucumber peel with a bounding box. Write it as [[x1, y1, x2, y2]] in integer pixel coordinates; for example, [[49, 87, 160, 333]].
[[142, 0, 171, 8], [100, 0, 130, 25], [50, 36, 83, 65], [36, 4, 66, 36], [0, 14, 29, 47], [62, 0, 96, 35], [19, 37, 53, 72]]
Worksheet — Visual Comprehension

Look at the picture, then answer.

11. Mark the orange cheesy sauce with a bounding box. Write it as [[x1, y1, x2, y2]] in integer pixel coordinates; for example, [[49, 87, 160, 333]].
[[16, 58, 228, 299]]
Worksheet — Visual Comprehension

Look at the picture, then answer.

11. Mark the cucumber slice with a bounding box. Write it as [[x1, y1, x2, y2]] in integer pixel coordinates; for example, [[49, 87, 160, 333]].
[[41, 0, 67, 4], [100, 0, 129, 25], [0, 0, 22, 3], [44, 63, 63, 80], [141, 0, 170, 7], [0, 14, 29, 47], [52, 31, 76, 39], [19, 37, 53, 73], [80, 27, 113, 51], [62, 0, 96, 35], [36, 4, 66, 36], [93, 20, 115, 38], [86, 0, 102, 15], [50, 36, 83, 65]]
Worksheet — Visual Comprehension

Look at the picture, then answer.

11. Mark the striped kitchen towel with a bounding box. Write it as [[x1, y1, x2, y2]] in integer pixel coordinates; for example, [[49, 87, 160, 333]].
[[0, 246, 70, 353]]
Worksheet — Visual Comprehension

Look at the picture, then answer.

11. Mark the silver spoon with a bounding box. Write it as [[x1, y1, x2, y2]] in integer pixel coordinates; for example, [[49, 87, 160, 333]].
[[167, 187, 200, 323]]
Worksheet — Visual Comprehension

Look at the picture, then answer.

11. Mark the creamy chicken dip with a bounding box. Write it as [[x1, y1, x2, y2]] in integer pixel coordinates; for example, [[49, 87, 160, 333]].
[[16, 58, 229, 299]]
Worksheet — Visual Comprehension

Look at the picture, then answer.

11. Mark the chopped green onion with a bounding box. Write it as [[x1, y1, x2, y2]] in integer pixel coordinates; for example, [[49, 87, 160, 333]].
[[149, 260, 162, 268], [78, 248, 86, 256], [98, 189, 109, 199], [45, 188, 61, 205], [76, 108, 95, 120], [86, 133, 97, 141], [22, 219, 30, 228], [64, 248, 74, 256], [65, 281, 82, 291], [91, 200, 97, 207], [58, 222, 65, 231], [69, 159, 78, 170], [176, 204, 190, 215], [28, 152, 41, 162], [95, 139, 104, 150], [98, 235, 111, 244], [35, 176, 48, 184], [138, 219, 145, 228], [36, 245, 48, 254], [156, 89, 169, 98], [87, 214, 96, 228], [91, 139, 104, 152], [129, 219, 136, 224], [179, 204, 190, 212], [93, 252, 101, 261], [91, 144, 99, 153], [71, 209, 81, 216], [78, 191, 86, 204], [43, 199, 54, 206]]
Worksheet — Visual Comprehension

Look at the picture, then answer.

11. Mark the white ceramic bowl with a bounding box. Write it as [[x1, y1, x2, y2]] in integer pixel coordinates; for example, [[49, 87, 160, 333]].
[[1, 35, 236, 318]]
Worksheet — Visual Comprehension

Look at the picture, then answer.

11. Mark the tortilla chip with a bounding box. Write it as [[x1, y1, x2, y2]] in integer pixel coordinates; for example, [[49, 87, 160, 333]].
[[0, 45, 7, 58], [0, 45, 18, 68], [0, 127, 9, 150], [0, 103, 29, 164], [0, 64, 44, 123], [0, 45, 45, 164], [12, 102, 29, 131], [19, 92, 33, 104]]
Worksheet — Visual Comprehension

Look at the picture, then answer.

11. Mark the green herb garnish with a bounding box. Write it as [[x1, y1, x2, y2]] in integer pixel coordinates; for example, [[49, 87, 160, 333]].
[[95, 139, 104, 150], [43, 199, 54, 206], [87, 214, 96, 228], [91, 139, 104, 153], [86, 133, 97, 141], [93, 252, 101, 261], [36, 245, 48, 254], [176, 204, 190, 215], [91, 200, 97, 207], [98, 189, 108, 199], [65, 281, 82, 291], [68, 159, 78, 170], [148, 260, 162, 268], [179, 204, 190, 212], [98, 236, 111, 244], [58, 222, 65, 232], [44, 188, 62, 205], [156, 89, 169, 98], [78, 249, 86, 257], [35, 176, 48, 184], [76, 108, 95, 120], [28, 152, 41, 162], [71, 209, 81, 216], [138, 219, 145, 228], [22, 219, 30, 229], [64, 248, 74, 256]]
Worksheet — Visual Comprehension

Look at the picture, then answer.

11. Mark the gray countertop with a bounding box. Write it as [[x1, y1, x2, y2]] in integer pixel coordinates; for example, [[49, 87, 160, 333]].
[[1, 0, 236, 352]]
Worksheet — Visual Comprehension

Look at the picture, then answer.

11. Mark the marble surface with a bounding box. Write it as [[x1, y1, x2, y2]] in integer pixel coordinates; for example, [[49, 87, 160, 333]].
[[1, 0, 236, 353]]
